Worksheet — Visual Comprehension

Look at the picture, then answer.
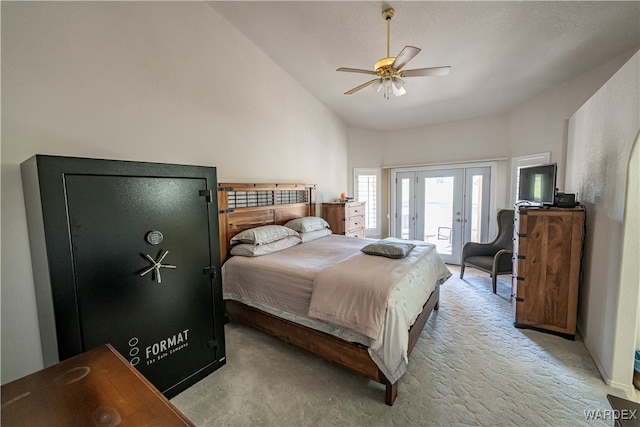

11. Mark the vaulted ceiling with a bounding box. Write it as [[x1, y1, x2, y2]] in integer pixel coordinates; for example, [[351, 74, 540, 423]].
[[209, 1, 640, 131]]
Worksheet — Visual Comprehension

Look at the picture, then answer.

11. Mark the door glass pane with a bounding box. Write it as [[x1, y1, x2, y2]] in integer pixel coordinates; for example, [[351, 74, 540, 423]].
[[423, 177, 454, 255], [470, 175, 483, 242], [400, 178, 411, 239]]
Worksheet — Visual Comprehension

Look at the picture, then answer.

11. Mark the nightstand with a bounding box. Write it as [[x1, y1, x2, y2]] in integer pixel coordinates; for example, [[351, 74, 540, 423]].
[[322, 202, 366, 238]]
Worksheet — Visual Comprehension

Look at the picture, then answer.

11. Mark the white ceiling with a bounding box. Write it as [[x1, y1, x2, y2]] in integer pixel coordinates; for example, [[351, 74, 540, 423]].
[[209, 1, 640, 131]]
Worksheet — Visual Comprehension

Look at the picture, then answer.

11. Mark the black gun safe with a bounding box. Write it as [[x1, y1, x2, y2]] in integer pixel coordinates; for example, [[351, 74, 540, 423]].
[[21, 155, 225, 397]]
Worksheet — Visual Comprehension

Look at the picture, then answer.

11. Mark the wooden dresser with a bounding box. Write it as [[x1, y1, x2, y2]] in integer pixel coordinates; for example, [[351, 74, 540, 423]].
[[1, 344, 194, 426], [322, 202, 366, 238], [512, 206, 585, 339]]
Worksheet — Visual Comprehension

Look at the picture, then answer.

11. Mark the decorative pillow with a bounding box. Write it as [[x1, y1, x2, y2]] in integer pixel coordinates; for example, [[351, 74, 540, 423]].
[[361, 241, 416, 259], [284, 216, 330, 233], [230, 225, 299, 246], [299, 228, 332, 243], [230, 236, 302, 257]]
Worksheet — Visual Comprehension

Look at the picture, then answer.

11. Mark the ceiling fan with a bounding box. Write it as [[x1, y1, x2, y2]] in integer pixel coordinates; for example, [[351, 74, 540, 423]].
[[337, 8, 451, 99]]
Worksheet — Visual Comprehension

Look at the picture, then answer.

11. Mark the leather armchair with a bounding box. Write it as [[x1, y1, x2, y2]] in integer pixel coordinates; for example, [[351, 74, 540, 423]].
[[460, 209, 514, 293]]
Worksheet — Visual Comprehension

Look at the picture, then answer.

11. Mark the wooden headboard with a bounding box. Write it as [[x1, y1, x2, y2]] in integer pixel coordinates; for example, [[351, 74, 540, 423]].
[[218, 183, 316, 263]]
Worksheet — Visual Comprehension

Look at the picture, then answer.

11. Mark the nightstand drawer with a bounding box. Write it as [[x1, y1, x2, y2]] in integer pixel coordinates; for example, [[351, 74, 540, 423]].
[[346, 203, 365, 218], [345, 227, 365, 238]]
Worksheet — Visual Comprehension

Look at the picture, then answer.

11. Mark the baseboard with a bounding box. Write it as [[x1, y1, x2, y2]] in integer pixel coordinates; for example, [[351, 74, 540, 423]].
[[578, 323, 637, 397], [609, 379, 637, 396]]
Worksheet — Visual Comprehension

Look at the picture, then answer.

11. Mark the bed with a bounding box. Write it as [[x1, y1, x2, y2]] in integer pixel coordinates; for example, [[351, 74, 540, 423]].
[[218, 183, 451, 405]]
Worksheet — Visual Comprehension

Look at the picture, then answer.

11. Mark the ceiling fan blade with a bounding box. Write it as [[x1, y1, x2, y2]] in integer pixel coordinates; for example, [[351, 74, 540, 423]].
[[391, 46, 421, 70], [344, 79, 379, 95], [337, 67, 377, 75], [402, 66, 451, 77]]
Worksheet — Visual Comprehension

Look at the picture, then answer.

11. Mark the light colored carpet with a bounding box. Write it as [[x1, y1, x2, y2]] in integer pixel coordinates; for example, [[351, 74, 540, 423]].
[[172, 266, 629, 426]]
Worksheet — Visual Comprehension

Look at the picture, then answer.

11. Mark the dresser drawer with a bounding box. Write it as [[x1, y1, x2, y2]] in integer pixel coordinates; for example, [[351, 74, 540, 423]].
[[345, 227, 365, 238], [346, 215, 365, 231], [346, 203, 365, 218]]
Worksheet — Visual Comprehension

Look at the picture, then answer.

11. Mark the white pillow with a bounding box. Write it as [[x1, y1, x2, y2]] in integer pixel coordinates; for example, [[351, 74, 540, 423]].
[[284, 216, 330, 233], [230, 225, 299, 246], [230, 236, 302, 257], [300, 228, 332, 243]]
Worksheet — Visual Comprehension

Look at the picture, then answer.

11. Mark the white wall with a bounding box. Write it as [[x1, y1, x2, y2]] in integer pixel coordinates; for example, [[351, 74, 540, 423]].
[[508, 50, 636, 193], [566, 51, 639, 392], [379, 113, 511, 168], [1, 2, 347, 383]]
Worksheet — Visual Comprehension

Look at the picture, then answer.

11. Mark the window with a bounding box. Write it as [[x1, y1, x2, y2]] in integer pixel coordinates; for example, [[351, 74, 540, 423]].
[[510, 152, 551, 206], [353, 168, 381, 237]]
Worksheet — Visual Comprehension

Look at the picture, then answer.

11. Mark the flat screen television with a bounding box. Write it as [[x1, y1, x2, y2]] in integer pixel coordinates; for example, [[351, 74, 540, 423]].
[[517, 163, 557, 205]]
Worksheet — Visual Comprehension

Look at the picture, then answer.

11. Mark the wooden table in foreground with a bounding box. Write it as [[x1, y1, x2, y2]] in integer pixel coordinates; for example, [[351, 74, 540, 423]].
[[607, 394, 640, 427], [1, 344, 194, 426]]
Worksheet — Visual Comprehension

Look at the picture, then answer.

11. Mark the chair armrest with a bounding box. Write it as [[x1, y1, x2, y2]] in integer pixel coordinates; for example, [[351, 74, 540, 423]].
[[493, 249, 514, 272], [495, 249, 513, 258]]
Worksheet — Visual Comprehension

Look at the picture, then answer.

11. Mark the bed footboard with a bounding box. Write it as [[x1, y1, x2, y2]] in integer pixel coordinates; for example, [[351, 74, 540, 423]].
[[225, 284, 440, 405], [225, 300, 380, 381]]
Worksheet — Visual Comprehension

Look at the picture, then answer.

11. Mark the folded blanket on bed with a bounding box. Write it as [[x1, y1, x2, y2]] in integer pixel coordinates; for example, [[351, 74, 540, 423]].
[[308, 245, 432, 339]]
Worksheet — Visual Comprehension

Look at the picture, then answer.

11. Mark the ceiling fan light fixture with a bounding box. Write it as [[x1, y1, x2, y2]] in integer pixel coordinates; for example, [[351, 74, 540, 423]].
[[379, 76, 395, 100], [337, 7, 451, 98], [392, 78, 406, 97]]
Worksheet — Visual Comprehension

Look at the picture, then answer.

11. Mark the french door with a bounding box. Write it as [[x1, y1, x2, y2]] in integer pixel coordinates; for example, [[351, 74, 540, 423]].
[[394, 166, 491, 264]]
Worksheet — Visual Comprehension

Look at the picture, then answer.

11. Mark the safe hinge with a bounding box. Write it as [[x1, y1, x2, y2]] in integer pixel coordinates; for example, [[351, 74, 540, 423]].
[[203, 265, 217, 278], [515, 297, 524, 302], [199, 189, 214, 203], [207, 339, 218, 350], [516, 276, 525, 281]]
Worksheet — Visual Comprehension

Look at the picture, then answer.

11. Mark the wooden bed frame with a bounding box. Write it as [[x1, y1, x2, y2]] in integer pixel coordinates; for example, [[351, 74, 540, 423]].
[[218, 183, 440, 405]]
